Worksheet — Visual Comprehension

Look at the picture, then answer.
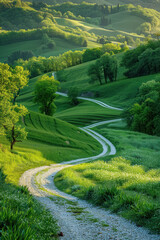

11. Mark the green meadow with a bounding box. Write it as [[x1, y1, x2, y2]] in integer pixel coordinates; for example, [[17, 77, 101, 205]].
[[1, 0, 160, 238], [0, 38, 100, 63], [55, 127, 160, 233], [0, 170, 59, 239], [57, 59, 160, 108]]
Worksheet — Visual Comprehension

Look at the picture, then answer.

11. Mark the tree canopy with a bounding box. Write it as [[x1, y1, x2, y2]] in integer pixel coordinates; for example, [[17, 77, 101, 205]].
[[34, 75, 59, 116], [0, 63, 29, 150], [125, 78, 160, 136]]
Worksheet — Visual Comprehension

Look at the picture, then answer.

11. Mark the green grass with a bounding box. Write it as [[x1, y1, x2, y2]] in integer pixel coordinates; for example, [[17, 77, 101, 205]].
[[55, 96, 120, 126], [0, 36, 100, 63], [0, 112, 101, 184], [54, 121, 160, 233], [55, 156, 160, 233], [55, 15, 145, 40], [96, 125, 160, 169], [57, 59, 160, 108], [17, 72, 121, 127], [108, 11, 144, 33], [0, 170, 59, 239], [0, 38, 82, 63], [0, 144, 51, 184], [1, 71, 104, 183]]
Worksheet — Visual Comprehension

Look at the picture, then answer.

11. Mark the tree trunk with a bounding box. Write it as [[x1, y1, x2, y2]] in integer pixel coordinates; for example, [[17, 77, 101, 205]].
[[10, 126, 16, 150], [13, 89, 20, 105], [104, 68, 108, 84], [98, 76, 102, 85], [11, 140, 16, 150]]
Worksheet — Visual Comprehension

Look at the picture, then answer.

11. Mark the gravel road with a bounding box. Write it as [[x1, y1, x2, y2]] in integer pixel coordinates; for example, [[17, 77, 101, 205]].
[[19, 91, 160, 240]]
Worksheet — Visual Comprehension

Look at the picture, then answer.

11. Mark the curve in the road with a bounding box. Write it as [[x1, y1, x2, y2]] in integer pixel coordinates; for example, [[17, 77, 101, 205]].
[[19, 92, 160, 240]]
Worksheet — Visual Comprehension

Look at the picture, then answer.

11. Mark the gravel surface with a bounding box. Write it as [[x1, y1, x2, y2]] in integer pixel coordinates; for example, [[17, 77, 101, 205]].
[[19, 92, 160, 240]]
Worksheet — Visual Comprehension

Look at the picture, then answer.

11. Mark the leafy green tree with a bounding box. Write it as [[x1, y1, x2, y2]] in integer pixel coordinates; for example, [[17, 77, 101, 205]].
[[34, 75, 59, 116], [125, 78, 160, 136], [0, 63, 29, 150], [68, 87, 79, 105], [100, 54, 118, 83], [5, 105, 28, 150], [88, 61, 103, 85], [8, 50, 34, 65], [83, 48, 102, 62]]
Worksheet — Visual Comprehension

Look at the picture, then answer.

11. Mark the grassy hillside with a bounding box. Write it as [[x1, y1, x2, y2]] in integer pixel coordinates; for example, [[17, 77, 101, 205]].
[[57, 57, 160, 108], [17, 73, 121, 126], [55, 126, 160, 233], [29, 0, 160, 12], [56, 17, 144, 41], [0, 111, 101, 184], [0, 170, 59, 239], [55, 96, 120, 126], [0, 38, 100, 63]]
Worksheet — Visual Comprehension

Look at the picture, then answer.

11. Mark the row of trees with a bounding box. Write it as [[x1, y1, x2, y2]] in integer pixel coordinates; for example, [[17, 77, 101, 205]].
[[16, 50, 84, 78], [83, 43, 127, 63], [0, 63, 29, 150], [16, 43, 126, 79], [53, 2, 121, 18], [0, 27, 87, 47], [88, 53, 118, 85], [125, 78, 160, 136]]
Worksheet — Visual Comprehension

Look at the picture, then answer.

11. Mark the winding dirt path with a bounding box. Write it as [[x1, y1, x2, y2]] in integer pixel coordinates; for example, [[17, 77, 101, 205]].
[[19, 93, 160, 240]]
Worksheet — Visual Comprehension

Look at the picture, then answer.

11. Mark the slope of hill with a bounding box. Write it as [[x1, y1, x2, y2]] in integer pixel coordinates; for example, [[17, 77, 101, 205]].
[[56, 56, 160, 108]]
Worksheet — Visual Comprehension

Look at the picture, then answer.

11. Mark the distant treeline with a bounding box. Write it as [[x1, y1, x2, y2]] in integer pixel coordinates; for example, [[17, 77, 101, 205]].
[[52, 2, 120, 18], [16, 43, 126, 78], [0, 0, 56, 30], [0, 27, 87, 47], [17, 50, 84, 78], [51, 2, 160, 28]]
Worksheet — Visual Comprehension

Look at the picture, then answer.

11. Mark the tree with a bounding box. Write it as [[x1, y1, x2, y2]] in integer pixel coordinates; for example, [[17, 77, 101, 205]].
[[0, 63, 29, 150], [5, 105, 28, 150], [100, 54, 118, 83], [34, 75, 59, 116], [82, 48, 102, 62], [68, 87, 79, 105], [88, 61, 103, 85], [124, 78, 160, 136], [8, 50, 34, 65]]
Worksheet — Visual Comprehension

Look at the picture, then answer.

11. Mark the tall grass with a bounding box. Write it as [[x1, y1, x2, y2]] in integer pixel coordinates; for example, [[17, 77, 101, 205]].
[[0, 169, 59, 239], [55, 157, 160, 233]]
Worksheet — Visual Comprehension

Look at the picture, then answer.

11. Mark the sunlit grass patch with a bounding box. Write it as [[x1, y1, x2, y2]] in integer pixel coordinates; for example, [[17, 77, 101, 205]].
[[0, 146, 51, 185], [55, 157, 160, 233], [0, 170, 59, 239]]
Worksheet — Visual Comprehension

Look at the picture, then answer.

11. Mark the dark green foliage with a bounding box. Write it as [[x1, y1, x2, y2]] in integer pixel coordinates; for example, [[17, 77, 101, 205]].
[[0, 169, 59, 239], [41, 33, 56, 50], [125, 78, 160, 136], [0, 2, 55, 30], [8, 50, 34, 65], [68, 87, 79, 105], [34, 75, 59, 116], [53, 2, 116, 18], [122, 40, 160, 77], [88, 54, 118, 85], [82, 48, 102, 63], [17, 49, 83, 78], [88, 60, 103, 85], [100, 54, 118, 83]]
